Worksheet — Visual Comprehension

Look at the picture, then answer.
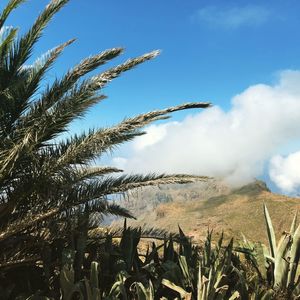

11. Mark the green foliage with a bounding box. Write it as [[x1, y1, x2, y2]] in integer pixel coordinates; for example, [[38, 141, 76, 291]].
[[1, 1, 300, 300], [236, 204, 300, 299], [0, 0, 209, 286], [1, 205, 300, 299], [59, 260, 101, 300]]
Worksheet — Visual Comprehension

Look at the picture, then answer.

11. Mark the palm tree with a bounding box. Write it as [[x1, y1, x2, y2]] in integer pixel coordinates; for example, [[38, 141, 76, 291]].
[[0, 0, 210, 280]]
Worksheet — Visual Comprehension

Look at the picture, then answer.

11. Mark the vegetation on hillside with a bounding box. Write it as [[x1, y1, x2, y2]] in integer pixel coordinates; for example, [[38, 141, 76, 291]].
[[0, 1, 299, 299], [115, 180, 300, 245]]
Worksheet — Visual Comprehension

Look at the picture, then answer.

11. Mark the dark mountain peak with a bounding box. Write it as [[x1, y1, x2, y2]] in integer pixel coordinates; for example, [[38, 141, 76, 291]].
[[232, 180, 270, 196]]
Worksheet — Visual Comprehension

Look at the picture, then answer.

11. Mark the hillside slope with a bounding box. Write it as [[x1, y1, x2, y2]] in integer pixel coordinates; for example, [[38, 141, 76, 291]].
[[113, 180, 300, 244]]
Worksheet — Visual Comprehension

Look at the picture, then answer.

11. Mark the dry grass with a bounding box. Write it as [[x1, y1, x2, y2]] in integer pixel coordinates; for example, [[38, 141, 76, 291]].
[[117, 181, 300, 245]]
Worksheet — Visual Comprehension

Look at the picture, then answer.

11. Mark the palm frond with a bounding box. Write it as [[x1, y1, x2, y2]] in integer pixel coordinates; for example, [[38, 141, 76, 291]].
[[21, 38, 75, 99], [0, 39, 75, 134], [0, 0, 213, 284], [26, 47, 123, 118], [7, 0, 69, 73], [0, 26, 18, 60], [97, 173, 210, 195], [0, 199, 133, 243], [87, 50, 160, 90], [13, 51, 159, 151], [0, 208, 57, 242], [62, 173, 209, 210], [0, 0, 26, 30], [54, 129, 142, 167], [75, 166, 123, 181], [35, 51, 161, 139], [0, 174, 209, 242], [54, 102, 210, 167]]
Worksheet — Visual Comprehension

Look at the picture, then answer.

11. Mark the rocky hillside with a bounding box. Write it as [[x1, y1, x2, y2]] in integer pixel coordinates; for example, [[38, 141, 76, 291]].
[[112, 180, 300, 244]]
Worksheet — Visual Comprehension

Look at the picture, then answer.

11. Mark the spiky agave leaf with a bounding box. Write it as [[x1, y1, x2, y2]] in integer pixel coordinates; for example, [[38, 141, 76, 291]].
[[287, 222, 300, 289], [263, 203, 277, 259], [88, 225, 181, 243], [290, 211, 298, 236], [274, 233, 292, 288]]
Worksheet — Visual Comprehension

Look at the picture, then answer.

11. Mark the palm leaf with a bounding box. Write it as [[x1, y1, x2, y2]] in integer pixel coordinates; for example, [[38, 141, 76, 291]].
[[7, 0, 69, 73], [0, 0, 26, 30]]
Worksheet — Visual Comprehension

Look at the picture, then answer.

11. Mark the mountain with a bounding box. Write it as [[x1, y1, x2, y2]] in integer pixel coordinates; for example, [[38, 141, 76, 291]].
[[112, 180, 300, 244]]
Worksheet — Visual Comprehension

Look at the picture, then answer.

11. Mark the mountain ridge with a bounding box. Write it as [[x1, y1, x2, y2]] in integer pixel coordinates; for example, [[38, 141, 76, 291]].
[[112, 180, 300, 244]]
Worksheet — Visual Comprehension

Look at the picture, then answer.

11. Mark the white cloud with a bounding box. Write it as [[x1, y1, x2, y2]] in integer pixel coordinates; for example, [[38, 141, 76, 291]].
[[133, 122, 173, 151], [111, 157, 127, 170], [269, 152, 300, 194], [192, 5, 270, 29], [113, 70, 300, 190]]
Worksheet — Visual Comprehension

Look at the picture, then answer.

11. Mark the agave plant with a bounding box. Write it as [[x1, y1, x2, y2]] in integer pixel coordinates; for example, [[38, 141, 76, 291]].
[[196, 230, 249, 300], [236, 204, 300, 299], [263, 204, 300, 297], [0, 0, 211, 297], [86, 226, 247, 300]]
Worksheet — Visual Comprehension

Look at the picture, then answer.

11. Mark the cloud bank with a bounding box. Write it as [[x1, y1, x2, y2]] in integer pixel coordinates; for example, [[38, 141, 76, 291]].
[[192, 5, 270, 29], [269, 152, 300, 194], [112, 70, 300, 192]]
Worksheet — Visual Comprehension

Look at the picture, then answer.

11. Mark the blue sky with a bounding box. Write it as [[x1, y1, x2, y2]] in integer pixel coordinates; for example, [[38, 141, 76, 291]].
[[5, 0, 300, 194], [6, 0, 300, 121]]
